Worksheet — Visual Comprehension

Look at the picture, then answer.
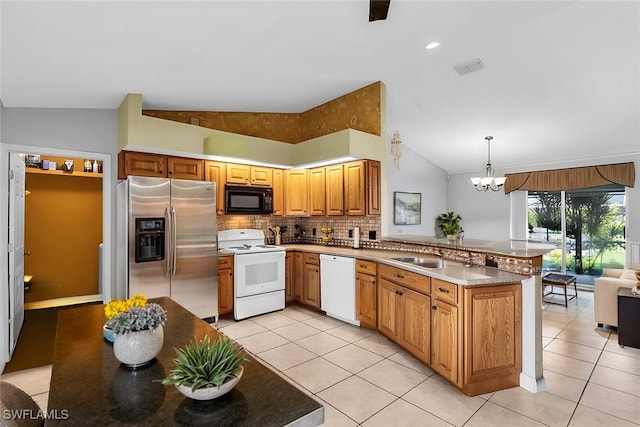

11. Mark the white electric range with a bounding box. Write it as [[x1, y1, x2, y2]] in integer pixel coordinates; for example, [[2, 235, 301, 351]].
[[218, 229, 286, 320]]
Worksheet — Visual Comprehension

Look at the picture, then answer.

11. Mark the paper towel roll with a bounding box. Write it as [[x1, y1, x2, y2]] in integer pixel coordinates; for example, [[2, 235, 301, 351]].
[[353, 226, 360, 249]]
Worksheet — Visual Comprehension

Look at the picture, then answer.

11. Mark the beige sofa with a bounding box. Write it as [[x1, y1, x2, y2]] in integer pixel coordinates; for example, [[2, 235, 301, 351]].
[[594, 268, 638, 328]]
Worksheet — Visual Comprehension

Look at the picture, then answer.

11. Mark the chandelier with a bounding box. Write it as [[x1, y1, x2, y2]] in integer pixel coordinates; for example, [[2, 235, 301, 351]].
[[470, 136, 506, 192], [390, 130, 401, 169]]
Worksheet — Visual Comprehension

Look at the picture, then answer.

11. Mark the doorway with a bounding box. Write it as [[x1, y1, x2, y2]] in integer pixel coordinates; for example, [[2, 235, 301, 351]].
[[23, 154, 104, 306], [0, 144, 114, 309]]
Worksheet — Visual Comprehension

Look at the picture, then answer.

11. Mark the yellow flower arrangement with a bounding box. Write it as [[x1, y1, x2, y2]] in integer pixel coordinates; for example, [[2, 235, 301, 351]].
[[104, 294, 148, 319], [104, 294, 166, 335]]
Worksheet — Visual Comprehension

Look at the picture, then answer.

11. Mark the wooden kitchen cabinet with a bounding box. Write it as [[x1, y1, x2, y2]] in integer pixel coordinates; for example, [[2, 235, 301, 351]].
[[226, 163, 272, 187], [285, 169, 309, 216], [377, 263, 431, 364], [325, 164, 344, 216], [293, 251, 304, 301], [272, 169, 284, 216], [218, 256, 234, 316], [302, 253, 321, 309], [343, 160, 381, 216], [462, 283, 521, 395], [309, 167, 326, 216], [285, 251, 295, 302], [430, 277, 522, 395], [205, 160, 226, 215], [431, 297, 458, 384], [118, 151, 203, 180], [355, 259, 377, 329], [168, 156, 204, 180], [118, 151, 167, 179]]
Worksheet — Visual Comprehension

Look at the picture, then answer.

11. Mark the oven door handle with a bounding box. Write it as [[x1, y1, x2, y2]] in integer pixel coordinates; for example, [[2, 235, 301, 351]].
[[164, 206, 171, 277], [171, 206, 177, 277]]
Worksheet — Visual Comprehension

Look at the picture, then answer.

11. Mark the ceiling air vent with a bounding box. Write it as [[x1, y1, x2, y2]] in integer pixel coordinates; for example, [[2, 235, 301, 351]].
[[453, 58, 485, 76]]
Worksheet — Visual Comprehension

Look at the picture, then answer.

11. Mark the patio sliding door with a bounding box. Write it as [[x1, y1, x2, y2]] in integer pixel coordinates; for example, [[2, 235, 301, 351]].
[[527, 184, 626, 286]]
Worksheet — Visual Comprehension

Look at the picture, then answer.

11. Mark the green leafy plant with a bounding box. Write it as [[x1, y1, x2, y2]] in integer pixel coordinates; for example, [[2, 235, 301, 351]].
[[436, 211, 462, 236], [160, 335, 247, 392]]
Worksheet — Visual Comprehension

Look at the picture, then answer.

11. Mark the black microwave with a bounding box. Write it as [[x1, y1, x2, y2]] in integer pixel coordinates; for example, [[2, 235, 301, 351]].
[[225, 184, 273, 214]]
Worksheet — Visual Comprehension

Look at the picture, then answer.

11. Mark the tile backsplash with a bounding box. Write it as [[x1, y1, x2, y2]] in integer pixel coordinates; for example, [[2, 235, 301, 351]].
[[217, 215, 537, 275], [217, 215, 381, 247]]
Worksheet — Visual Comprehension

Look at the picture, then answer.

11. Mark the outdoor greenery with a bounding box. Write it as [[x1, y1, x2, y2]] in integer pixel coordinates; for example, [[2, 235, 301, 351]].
[[529, 188, 625, 274]]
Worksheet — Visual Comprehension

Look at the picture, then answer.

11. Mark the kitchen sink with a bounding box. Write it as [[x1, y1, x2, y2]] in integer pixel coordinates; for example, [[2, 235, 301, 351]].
[[390, 257, 444, 269]]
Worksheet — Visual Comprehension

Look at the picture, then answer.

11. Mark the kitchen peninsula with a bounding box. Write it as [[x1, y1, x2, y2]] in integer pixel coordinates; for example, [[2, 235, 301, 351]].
[[280, 236, 553, 396]]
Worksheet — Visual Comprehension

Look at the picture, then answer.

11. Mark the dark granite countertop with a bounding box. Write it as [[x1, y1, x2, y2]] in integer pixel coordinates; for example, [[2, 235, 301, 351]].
[[46, 297, 323, 426]]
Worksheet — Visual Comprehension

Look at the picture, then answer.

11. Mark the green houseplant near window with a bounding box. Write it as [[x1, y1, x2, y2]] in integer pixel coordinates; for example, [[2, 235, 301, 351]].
[[160, 335, 247, 400], [436, 211, 462, 240]]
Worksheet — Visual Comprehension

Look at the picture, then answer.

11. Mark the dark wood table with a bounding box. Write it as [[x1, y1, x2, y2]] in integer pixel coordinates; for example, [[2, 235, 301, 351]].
[[542, 273, 577, 307], [46, 297, 323, 426]]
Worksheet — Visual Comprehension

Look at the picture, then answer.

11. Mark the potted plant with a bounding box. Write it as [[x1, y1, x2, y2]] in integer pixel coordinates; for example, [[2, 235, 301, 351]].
[[104, 294, 167, 367], [436, 211, 462, 241], [160, 335, 247, 400]]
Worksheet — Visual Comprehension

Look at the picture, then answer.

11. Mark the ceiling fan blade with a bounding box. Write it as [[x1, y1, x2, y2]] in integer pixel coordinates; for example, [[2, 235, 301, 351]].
[[369, 0, 390, 22]]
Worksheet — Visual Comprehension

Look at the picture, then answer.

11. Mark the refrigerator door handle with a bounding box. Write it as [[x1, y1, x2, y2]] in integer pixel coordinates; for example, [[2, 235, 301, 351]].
[[164, 206, 171, 277], [171, 206, 177, 277]]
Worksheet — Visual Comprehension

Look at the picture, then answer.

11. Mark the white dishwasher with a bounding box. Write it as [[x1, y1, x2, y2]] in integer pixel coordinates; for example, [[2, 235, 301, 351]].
[[320, 255, 359, 326]]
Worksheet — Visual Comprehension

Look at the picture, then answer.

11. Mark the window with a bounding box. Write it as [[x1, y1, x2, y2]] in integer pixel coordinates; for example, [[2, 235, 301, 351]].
[[528, 185, 626, 286]]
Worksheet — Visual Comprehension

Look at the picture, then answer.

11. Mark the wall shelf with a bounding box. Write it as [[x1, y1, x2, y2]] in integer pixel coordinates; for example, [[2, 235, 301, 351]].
[[26, 168, 103, 178]]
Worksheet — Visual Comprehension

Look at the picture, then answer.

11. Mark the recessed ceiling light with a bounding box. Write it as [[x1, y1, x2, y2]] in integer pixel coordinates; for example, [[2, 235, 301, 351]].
[[425, 42, 440, 50]]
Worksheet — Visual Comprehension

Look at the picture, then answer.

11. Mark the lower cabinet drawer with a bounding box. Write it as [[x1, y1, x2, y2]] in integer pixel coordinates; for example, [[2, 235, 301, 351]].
[[379, 263, 430, 295], [432, 278, 457, 305]]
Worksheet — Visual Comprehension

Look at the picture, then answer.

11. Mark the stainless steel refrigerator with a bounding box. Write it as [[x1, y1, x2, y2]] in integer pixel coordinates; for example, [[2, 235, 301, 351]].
[[116, 176, 218, 321]]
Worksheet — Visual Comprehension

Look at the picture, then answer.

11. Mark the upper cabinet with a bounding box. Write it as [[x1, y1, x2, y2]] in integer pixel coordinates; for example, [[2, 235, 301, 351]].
[[343, 160, 381, 216], [272, 168, 285, 216], [204, 160, 227, 215], [118, 151, 203, 181], [309, 167, 326, 216], [285, 169, 309, 216], [325, 164, 344, 216], [118, 150, 380, 217], [226, 163, 273, 187]]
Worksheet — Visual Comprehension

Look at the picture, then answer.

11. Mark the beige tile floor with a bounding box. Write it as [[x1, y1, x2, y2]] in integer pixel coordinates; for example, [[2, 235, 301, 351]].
[[3, 290, 640, 426]]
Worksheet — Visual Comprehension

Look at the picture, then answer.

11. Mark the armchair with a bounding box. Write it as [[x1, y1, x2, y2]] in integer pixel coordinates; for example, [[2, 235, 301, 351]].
[[594, 268, 638, 328]]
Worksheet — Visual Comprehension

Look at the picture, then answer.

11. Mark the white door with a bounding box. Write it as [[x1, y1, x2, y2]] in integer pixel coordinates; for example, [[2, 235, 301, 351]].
[[8, 153, 25, 357]]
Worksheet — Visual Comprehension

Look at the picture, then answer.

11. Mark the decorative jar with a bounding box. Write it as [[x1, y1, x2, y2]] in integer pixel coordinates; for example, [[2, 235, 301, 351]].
[[113, 325, 164, 368]]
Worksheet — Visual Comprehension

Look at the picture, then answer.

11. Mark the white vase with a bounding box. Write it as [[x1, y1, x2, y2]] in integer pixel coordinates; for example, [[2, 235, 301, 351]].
[[446, 234, 457, 242], [176, 366, 244, 400], [113, 326, 164, 368]]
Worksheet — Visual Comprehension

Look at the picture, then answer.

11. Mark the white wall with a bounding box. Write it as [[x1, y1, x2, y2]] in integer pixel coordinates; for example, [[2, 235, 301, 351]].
[[447, 169, 512, 240], [385, 143, 448, 236], [0, 108, 119, 343], [447, 154, 640, 242]]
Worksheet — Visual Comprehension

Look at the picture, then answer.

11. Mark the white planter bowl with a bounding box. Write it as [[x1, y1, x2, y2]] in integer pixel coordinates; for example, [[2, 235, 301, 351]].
[[113, 326, 164, 368], [176, 366, 243, 400]]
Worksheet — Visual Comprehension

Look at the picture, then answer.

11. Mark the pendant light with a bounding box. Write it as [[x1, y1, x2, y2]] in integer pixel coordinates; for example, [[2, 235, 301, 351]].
[[470, 136, 506, 192]]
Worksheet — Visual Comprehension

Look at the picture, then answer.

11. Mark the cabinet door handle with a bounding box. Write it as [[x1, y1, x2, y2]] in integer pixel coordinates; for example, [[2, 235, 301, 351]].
[[396, 274, 405, 279], [438, 287, 450, 294], [432, 306, 437, 310]]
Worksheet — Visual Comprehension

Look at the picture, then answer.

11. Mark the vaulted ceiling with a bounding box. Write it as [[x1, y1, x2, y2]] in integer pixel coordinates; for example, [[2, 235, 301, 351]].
[[1, 1, 638, 174]]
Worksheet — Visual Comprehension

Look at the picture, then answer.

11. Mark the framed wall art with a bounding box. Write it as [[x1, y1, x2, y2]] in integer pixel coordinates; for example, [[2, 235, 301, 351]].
[[393, 192, 421, 225]]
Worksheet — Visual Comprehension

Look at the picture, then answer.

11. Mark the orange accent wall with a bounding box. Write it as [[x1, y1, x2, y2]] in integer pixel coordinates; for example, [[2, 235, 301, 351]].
[[24, 173, 103, 300]]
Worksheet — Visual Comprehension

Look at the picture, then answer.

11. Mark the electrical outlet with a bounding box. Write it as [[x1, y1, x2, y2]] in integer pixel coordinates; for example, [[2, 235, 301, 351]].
[[485, 256, 498, 268], [348, 229, 353, 238], [369, 230, 376, 240], [312, 228, 316, 236]]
